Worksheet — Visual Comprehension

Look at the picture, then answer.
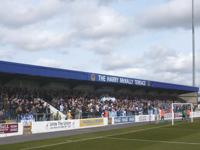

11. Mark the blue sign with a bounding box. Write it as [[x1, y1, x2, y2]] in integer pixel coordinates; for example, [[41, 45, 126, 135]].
[[95, 74, 150, 87], [20, 114, 34, 126]]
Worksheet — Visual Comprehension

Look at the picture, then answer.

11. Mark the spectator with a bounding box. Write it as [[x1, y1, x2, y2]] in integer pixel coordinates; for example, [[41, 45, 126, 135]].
[[67, 110, 72, 120], [54, 111, 61, 120]]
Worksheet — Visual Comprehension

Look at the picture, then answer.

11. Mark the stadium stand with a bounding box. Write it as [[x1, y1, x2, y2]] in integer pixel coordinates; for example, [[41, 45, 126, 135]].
[[0, 60, 199, 123]]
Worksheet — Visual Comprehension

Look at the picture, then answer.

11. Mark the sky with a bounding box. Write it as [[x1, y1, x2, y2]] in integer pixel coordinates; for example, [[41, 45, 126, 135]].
[[0, 0, 199, 88]]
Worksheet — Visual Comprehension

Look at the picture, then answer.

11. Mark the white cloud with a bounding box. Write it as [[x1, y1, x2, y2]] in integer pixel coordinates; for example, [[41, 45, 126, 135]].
[[101, 46, 200, 86], [102, 54, 141, 71], [81, 38, 118, 55], [65, 0, 133, 54], [139, 0, 200, 29], [142, 46, 195, 74], [0, 0, 133, 54], [35, 58, 62, 68], [70, 5, 131, 39], [0, 0, 66, 28], [0, 26, 73, 51], [0, 50, 13, 60], [143, 46, 176, 60], [0, 0, 126, 28]]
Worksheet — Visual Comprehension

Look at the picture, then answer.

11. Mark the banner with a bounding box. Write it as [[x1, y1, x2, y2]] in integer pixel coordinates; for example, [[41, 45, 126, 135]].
[[135, 115, 155, 122], [80, 118, 104, 127], [0, 124, 18, 134], [21, 114, 34, 126], [45, 121, 75, 130], [31, 120, 79, 134], [164, 113, 182, 120], [113, 116, 135, 124]]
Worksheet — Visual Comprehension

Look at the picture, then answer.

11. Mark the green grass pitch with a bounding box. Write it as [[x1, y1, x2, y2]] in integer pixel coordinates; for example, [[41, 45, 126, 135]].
[[1, 120, 200, 150]]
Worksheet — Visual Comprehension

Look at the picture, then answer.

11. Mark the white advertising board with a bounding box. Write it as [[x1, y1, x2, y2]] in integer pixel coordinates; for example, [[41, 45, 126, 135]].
[[135, 115, 155, 122], [31, 120, 79, 134]]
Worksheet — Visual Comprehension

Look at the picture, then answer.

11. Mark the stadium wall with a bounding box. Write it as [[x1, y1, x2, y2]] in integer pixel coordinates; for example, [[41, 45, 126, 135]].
[[2, 112, 200, 137]]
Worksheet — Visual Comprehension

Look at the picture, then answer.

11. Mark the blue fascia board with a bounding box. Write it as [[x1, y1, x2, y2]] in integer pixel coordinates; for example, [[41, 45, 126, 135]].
[[0, 60, 198, 92]]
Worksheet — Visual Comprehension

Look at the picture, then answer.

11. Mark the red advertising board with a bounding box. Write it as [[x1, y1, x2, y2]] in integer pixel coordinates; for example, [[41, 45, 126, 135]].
[[0, 124, 18, 134]]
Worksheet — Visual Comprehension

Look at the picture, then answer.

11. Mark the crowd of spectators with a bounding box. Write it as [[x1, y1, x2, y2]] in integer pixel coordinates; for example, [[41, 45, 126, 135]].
[[1, 97, 51, 122], [52, 97, 173, 119], [0, 87, 178, 122]]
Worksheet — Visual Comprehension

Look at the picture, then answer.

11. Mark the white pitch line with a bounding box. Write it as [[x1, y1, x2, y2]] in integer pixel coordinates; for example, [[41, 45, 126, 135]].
[[20, 136, 104, 150], [20, 123, 173, 150], [106, 137, 200, 145]]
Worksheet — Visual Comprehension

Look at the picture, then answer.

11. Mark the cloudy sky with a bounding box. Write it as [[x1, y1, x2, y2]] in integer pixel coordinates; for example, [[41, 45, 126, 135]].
[[0, 0, 199, 87]]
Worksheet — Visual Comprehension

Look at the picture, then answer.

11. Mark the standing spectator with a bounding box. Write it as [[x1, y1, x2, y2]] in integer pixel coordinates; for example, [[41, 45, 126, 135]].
[[46, 105, 51, 121], [54, 111, 61, 120], [75, 107, 80, 119], [67, 110, 72, 120], [59, 104, 64, 113], [160, 108, 165, 121], [103, 109, 109, 118]]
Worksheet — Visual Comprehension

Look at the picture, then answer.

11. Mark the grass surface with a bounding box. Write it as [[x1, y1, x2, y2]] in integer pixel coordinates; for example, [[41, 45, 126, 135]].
[[1, 120, 200, 150]]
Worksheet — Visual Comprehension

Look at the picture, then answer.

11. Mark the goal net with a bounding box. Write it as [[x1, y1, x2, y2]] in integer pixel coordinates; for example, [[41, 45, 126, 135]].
[[172, 103, 194, 126]]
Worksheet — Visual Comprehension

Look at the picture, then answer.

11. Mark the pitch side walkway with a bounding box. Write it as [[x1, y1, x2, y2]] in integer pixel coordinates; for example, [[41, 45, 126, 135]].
[[0, 122, 154, 145]]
